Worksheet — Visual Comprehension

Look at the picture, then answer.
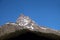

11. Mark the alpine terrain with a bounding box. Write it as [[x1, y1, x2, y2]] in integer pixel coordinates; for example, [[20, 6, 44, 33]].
[[0, 14, 60, 40]]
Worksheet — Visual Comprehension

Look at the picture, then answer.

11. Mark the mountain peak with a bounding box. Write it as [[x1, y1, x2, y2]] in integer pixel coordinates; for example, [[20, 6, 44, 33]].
[[16, 14, 36, 30], [0, 14, 60, 40]]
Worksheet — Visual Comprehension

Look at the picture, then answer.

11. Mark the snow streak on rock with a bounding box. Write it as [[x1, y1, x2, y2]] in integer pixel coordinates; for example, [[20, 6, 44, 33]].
[[16, 14, 36, 30]]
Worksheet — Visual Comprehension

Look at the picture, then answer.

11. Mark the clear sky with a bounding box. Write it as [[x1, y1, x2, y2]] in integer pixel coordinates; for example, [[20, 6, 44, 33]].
[[0, 0, 60, 30]]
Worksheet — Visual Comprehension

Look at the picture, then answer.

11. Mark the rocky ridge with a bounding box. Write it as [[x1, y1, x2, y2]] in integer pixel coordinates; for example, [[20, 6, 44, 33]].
[[0, 14, 60, 40]]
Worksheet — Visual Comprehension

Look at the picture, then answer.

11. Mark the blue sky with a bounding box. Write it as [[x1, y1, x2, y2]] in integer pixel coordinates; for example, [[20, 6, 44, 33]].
[[0, 0, 60, 30]]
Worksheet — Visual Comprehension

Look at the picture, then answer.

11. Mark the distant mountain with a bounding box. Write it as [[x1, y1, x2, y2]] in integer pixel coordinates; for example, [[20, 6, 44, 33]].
[[0, 14, 60, 40]]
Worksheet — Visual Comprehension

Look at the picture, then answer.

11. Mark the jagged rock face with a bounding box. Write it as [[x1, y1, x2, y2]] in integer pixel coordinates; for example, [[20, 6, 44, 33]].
[[16, 14, 32, 26], [0, 14, 60, 40], [16, 14, 37, 30]]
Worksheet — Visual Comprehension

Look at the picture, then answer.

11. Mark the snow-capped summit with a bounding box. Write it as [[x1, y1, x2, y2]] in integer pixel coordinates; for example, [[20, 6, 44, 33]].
[[16, 14, 36, 30], [16, 14, 31, 26]]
